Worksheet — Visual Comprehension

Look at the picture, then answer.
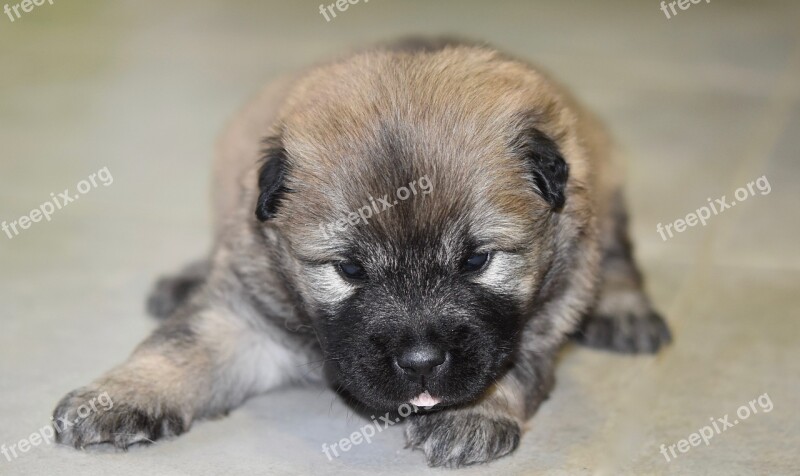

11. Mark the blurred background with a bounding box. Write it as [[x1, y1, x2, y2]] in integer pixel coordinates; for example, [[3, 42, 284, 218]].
[[1, 1, 798, 474]]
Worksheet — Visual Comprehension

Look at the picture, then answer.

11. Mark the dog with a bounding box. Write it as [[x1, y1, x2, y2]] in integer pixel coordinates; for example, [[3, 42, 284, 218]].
[[53, 38, 671, 467]]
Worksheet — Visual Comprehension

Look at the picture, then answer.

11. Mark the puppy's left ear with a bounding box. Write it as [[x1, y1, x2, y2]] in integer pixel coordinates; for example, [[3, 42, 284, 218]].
[[515, 127, 569, 210], [255, 136, 290, 221]]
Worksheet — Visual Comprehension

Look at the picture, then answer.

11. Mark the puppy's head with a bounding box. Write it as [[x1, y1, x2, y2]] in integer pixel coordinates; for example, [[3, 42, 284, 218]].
[[255, 47, 586, 410]]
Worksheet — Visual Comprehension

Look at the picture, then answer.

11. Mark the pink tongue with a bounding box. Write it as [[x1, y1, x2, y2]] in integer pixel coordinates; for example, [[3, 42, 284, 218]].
[[409, 391, 440, 408]]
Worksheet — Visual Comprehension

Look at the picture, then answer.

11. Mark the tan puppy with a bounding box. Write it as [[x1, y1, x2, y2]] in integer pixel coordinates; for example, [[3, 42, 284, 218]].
[[54, 38, 670, 467]]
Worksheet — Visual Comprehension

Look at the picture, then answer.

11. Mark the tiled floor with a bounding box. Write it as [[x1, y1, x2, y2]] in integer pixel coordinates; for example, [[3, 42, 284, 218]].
[[1, 1, 798, 475]]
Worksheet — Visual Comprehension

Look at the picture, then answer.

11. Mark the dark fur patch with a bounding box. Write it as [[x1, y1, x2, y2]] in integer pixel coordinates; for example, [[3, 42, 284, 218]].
[[319, 226, 524, 411], [146, 260, 209, 319], [514, 126, 569, 210], [255, 135, 290, 221]]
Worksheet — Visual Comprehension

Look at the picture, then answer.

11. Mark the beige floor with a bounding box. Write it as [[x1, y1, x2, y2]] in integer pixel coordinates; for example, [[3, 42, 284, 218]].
[[1, 1, 798, 475]]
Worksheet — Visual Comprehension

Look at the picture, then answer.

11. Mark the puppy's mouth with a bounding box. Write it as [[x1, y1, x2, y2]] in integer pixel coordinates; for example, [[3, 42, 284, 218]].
[[409, 390, 441, 408]]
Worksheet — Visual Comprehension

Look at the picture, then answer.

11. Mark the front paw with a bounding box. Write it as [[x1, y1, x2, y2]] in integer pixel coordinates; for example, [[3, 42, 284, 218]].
[[405, 410, 521, 467], [53, 385, 189, 449]]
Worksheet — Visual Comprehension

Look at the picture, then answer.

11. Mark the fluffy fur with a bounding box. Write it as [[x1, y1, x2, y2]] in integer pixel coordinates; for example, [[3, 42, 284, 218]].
[[53, 38, 671, 467]]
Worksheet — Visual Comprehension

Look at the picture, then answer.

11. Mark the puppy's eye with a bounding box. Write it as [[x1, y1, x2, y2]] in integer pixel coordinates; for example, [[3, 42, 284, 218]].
[[338, 261, 367, 281], [462, 252, 491, 273]]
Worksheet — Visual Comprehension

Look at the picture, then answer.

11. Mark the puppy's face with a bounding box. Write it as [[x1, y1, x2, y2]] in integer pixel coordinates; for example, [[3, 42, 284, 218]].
[[255, 49, 573, 410]]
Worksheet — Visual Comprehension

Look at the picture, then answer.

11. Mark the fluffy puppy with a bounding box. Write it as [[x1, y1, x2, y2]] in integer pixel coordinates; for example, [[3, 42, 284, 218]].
[[53, 38, 671, 467]]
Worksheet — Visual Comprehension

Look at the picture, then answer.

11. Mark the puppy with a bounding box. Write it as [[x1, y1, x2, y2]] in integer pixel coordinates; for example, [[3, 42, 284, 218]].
[[54, 38, 671, 467]]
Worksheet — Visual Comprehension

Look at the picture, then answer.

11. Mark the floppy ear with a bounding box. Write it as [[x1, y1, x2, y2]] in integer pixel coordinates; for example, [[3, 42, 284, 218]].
[[255, 136, 290, 221], [516, 127, 569, 210]]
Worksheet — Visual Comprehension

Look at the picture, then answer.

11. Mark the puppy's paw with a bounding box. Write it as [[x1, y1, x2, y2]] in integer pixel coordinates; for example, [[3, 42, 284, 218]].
[[53, 386, 189, 449], [405, 411, 520, 467], [574, 310, 672, 354]]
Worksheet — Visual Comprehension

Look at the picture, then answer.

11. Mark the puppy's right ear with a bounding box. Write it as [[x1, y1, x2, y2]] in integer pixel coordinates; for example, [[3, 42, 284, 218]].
[[255, 136, 290, 221]]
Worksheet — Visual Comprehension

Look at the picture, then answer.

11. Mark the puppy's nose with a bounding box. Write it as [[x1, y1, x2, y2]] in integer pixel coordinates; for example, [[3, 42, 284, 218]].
[[395, 345, 447, 381]]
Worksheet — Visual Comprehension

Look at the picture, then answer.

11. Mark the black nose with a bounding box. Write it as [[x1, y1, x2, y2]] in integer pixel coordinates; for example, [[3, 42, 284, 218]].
[[395, 345, 447, 381]]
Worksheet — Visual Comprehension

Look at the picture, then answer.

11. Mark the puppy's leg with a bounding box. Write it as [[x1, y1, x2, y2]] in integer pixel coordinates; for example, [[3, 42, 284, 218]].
[[53, 286, 310, 449], [574, 192, 672, 353], [406, 352, 555, 468]]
